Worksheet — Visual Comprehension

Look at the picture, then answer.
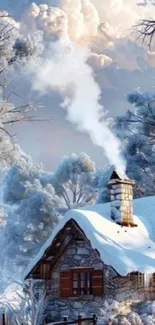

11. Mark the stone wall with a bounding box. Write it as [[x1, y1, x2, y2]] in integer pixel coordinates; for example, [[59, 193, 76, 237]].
[[45, 239, 153, 321]]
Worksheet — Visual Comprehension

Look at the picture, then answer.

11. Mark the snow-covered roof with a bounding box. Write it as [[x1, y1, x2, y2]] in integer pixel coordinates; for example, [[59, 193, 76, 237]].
[[24, 196, 155, 278]]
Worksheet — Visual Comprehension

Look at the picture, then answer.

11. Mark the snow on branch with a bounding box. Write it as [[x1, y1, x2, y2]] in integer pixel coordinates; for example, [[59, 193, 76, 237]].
[[0, 278, 48, 325], [0, 13, 47, 169]]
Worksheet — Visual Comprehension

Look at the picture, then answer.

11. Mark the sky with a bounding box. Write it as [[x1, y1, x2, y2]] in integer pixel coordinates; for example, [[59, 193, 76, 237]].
[[1, 0, 155, 172]]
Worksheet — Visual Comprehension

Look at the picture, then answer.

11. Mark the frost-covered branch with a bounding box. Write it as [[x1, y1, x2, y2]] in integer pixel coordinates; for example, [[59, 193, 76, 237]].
[[0, 279, 48, 325], [0, 13, 46, 169], [134, 19, 155, 49]]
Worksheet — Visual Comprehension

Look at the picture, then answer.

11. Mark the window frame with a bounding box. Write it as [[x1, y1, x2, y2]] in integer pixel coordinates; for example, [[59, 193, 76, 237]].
[[71, 268, 93, 297], [127, 272, 155, 291], [60, 268, 104, 298]]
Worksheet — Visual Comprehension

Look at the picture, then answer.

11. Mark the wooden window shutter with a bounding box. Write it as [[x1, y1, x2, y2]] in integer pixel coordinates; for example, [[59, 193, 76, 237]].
[[60, 271, 72, 297], [92, 270, 103, 296], [40, 264, 51, 280]]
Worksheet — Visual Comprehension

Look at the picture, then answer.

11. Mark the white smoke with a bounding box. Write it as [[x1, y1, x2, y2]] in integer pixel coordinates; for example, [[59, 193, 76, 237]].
[[30, 38, 126, 172]]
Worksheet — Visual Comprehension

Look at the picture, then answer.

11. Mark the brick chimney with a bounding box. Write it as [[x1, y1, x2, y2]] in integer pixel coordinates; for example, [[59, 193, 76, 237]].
[[108, 170, 136, 227]]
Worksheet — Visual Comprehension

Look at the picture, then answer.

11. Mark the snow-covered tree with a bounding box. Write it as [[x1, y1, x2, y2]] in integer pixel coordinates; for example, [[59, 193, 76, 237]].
[[93, 91, 155, 202], [50, 153, 96, 209], [17, 180, 60, 248], [114, 91, 155, 197], [94, 166, 114, 203], [1, 155, 61, 270], [13, 30, 44, 63], [3, 154, 41, 204], [0, 190, 60, 270], [0, 13, 44, 169], [0, 13, 44, 71]]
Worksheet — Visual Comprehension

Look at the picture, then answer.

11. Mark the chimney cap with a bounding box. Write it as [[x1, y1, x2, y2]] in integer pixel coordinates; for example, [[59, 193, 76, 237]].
[[110, 170, 128, 181], [107, 169, 135, 187]]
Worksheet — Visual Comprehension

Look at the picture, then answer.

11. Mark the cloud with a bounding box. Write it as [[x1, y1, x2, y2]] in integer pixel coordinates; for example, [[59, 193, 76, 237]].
[[146, 51, 155, 67], [3, 0, 155, 60], [25, 0, 155, 44], [25, 1, 100, 44], [3, 0, 155, 73], [19, 0, 155, 71], [87, 53, 112, 68], [92, 0, 155, 35]]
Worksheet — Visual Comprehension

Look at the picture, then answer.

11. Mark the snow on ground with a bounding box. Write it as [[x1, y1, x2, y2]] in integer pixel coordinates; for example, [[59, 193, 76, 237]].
[[24, 196, 155, 278], [97, 299, 155, 324]]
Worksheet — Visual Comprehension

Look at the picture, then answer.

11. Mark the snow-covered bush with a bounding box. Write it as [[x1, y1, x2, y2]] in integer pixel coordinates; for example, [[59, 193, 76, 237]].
[[139, 300, 155, 315], [96, 300, 155, 325], [119, 317, 131, 325], [141, 314, 155, 325], [128, 312, 143, 325], [97, 300, 121, 324]]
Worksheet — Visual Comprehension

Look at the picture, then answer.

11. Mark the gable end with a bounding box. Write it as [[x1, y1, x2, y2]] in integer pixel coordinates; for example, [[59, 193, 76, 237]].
[[25, 219, 89, 279]]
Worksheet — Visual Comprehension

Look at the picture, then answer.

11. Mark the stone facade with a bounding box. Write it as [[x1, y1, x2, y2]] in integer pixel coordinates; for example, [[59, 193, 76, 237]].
[[45, 239, 153, 321], [108, 178, 135, 226]]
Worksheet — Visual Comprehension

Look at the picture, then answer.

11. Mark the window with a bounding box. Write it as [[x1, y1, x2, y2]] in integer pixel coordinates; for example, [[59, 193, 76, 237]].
[[60, 269, 103, 297], [127, 272, 155, 291], [144, 273, 155, 291], [128, 272, 144, 289], [72, 269, 93, 296]]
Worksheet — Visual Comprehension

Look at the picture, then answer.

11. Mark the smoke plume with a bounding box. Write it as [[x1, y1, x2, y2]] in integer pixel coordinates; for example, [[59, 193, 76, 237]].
[[30, 38, 126, 172]]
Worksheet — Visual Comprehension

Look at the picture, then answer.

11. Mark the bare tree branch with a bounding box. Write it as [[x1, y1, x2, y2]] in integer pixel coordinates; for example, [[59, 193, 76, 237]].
[[133, 19, 155, 49]]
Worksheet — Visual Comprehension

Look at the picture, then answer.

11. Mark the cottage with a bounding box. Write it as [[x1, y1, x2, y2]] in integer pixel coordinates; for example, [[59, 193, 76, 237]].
[[24, 170, 155, 321]]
